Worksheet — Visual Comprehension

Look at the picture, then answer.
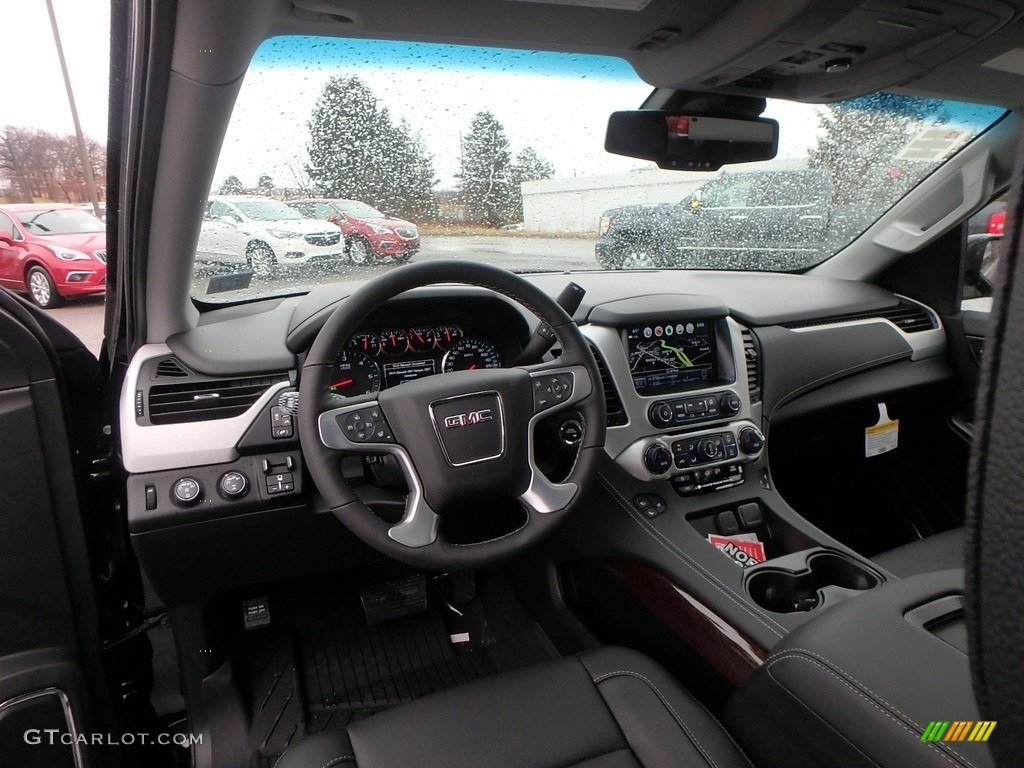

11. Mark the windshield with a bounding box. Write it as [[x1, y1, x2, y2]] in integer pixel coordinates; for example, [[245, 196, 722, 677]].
[[337, 201, 386, 218], [231, 198, 304, 221], [19, 208, 105, 236], [192, 36, 1005, 302]]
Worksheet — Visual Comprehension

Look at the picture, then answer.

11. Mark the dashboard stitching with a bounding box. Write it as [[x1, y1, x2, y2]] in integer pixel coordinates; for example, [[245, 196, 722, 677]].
[[596, 473, 786, 638], [766, 653, 977, 768]]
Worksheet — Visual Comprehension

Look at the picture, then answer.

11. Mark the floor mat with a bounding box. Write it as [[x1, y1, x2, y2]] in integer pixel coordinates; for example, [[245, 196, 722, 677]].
[[242, 574, 558, 766]]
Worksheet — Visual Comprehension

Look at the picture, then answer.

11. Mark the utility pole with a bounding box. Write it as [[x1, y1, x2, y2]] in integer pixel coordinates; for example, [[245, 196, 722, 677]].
[[45, 0, 101, 216]]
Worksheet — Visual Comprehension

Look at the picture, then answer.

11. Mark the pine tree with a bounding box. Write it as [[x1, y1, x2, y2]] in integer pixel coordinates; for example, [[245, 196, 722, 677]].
[[809, 93, 946, 208], [456, 111, 516, 227], [218, 175, 243, 194], [257, 174, 274, 195], [305, 77, 438, 221]]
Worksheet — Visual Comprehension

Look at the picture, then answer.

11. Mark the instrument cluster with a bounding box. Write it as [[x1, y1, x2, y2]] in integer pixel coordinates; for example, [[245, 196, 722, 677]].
[[329, 324, 503, 397]]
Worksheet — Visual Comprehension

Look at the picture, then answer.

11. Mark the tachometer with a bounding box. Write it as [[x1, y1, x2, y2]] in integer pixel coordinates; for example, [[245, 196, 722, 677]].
[[328, 350, 382, 397], [442, 338, 502, 372]]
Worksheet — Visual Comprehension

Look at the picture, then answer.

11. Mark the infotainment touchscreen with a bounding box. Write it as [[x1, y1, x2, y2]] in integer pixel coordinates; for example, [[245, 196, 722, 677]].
[[626, 320, 717, 396]]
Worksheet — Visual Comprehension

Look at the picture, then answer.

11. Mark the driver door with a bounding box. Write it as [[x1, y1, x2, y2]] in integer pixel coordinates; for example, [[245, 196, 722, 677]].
[[0, 290, 115, 767]]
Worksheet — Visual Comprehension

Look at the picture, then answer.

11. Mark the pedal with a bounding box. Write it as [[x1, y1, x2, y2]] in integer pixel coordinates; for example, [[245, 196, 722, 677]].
[[360, 574, 428, 625]]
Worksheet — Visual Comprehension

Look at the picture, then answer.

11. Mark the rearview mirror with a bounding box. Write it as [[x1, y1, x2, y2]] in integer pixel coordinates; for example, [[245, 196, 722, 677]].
[[605, 111, 779, 171]]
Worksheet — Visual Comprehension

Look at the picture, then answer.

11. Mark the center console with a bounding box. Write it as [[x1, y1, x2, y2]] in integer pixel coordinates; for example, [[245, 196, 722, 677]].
[[723, 569, 992, 768]]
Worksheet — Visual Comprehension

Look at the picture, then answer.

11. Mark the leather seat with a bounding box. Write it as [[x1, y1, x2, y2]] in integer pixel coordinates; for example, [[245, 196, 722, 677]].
[[275, 646, 752, 768], [872, 528, 964, 577]]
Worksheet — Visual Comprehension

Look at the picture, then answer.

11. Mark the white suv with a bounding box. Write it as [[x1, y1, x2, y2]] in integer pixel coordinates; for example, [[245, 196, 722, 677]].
[[196, 196, 346, 277]]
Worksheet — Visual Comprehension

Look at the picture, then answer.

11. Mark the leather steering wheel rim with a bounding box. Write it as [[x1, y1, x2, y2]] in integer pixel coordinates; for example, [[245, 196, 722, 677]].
[[298, 260, 606, 570]]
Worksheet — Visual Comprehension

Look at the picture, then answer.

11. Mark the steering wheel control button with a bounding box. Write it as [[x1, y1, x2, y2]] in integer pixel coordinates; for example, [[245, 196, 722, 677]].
[[643, 443, 673, 474], [171, 477, 202, 506], [558, 419, 584, 445], [271, 406, 295, 439], [265, 472, 294, 495], [430, 392, 505, 466], [533, 373, 574, 412], [738, 426, 765, 455], [633, 494, 667, 519], [340, 406, 395, 444], [671, 464, 745, 496], [218, 471, 249, 500]]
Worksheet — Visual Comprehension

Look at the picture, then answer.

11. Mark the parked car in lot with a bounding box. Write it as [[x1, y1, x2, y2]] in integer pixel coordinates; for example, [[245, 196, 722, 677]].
[[0, 203, 106, 307], [197, 196, 346, 277], [596, 168, 842, 269], [286, 198, 420, 264]]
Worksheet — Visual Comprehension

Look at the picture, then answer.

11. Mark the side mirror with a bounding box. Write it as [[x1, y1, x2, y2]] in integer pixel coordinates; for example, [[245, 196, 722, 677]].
[[0, 230, 13, 246], [965, 233, 1002, 296], [606, 111, 779, 171], [218, 215, 238, 225]]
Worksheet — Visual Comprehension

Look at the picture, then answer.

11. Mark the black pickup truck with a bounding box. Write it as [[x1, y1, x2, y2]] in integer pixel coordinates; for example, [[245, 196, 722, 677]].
[[595, 168, 849, 270]]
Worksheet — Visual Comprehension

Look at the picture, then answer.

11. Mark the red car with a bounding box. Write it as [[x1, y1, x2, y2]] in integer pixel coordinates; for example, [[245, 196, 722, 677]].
[[286, 199, 420, 265], [0, 203, 107, 308]]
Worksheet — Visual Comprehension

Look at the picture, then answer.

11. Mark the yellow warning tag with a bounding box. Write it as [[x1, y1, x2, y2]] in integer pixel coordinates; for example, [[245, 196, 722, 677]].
[[865, 403, 899, 457]]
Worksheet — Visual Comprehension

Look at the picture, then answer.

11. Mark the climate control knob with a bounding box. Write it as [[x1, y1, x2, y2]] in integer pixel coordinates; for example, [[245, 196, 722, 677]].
[[643, 444, 673, 475], [738, 427, 765, 456], [172, 477, 202, 506], [697, 438, 722, 461], [648, 401, 675, 428], [719, 392, 741, 417]]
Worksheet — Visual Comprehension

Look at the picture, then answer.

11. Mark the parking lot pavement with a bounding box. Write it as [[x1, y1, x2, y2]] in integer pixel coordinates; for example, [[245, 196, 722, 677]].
[[43, 296, 106, 357], [46, 236, 599, 354]]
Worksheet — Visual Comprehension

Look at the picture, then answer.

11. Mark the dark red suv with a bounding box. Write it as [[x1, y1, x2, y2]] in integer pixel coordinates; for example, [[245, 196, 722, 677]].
[[287, 199, 420, 265], [0, 204, 107, 308]]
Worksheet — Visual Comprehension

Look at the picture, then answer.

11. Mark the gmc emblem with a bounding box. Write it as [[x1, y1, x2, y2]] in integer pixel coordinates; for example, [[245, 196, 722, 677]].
[[443, 409, 493, 429]]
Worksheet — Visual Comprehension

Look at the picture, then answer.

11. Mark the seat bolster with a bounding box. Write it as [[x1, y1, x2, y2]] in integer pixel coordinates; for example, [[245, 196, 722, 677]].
[[274, 729, 355, 768], [580, 647, 753, 768]]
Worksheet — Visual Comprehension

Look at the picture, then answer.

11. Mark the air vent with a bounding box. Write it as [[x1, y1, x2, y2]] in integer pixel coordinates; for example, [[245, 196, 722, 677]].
[[154, 357, 190, 378], [589, 345, 627, 426], [783, 300, 936, 333], [740, 329, 761, 404], [148, 375, 286, 425]]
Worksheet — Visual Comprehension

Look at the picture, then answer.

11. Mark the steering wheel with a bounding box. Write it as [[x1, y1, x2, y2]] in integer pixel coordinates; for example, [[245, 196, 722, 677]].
[[298, 260, 606, 570]]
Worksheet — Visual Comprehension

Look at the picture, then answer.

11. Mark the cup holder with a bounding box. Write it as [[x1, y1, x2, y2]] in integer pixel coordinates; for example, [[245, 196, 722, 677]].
[[746, 552, 881, 613]]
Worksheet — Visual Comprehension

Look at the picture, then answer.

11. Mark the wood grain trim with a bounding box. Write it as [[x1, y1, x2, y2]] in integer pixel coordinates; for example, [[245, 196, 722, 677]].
[[604, 558, 767, 686]]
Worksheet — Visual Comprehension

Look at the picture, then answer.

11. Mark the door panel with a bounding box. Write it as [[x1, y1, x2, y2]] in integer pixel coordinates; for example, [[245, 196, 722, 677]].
[[0, 291, 112, 767]]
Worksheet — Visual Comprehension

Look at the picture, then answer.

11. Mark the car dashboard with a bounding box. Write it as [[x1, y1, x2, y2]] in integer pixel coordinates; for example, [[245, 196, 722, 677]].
[[120, 269, 951, 647]]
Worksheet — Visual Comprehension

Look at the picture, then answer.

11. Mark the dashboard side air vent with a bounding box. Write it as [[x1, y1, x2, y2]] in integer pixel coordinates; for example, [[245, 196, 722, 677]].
[[782, 300, 936, 333], [740, 329, 761, 404], [154, 357, 190, 378], [148, 375, 287, 425], [589, 345, 627, 427]]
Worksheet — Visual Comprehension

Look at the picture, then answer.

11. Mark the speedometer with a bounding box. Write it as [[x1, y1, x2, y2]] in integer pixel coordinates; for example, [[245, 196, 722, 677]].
[[442, 338, 502, 372], [327, 350, 382, 397]]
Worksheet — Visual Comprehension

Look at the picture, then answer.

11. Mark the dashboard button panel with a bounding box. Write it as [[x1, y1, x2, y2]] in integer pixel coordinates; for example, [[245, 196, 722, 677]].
[[672, 464, 745, 496], [647, 391, 739, 429]]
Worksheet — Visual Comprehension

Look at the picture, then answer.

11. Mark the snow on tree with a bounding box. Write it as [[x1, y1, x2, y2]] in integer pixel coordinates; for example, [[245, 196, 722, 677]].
[[306, 76, 437, 221], [456, 111, 517, 227], [218, 175, 243, 194]]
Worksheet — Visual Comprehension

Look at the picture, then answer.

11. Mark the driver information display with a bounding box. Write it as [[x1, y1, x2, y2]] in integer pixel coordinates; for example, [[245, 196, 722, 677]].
[[627, 320, 717, 395]]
